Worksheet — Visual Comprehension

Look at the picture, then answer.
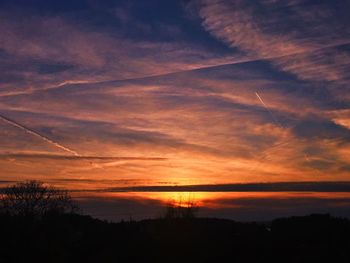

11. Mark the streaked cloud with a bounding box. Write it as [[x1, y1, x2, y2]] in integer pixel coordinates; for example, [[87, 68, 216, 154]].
[[104, 181, 350, 193], [0, 0, 349, 191], [197, 0, 350, 85], [0, 6, 242, 97]]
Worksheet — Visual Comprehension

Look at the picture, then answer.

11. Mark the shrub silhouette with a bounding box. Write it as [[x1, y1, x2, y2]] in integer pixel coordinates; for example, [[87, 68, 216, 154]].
[[0, 180, 77, 217]]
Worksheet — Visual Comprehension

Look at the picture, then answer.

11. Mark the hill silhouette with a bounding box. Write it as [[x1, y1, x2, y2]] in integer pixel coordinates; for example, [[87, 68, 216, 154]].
[[0, 213, 349, 262]]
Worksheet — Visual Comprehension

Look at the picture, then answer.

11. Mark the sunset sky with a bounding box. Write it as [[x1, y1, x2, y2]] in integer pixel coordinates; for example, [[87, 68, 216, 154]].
[[1, 0, 350, 220]]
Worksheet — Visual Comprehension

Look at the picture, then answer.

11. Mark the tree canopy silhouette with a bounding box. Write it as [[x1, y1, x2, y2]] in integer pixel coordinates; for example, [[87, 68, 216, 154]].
[[0, 180, 77, 217]]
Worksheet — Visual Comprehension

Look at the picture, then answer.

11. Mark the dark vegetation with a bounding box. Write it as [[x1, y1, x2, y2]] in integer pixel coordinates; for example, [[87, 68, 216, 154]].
[[1, 182, 350, 262], [162, 198, 198, 219], [0, 181, 77, 217]]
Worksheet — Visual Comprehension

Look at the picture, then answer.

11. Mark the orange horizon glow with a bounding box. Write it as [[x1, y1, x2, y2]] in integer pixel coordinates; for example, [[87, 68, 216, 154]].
[[73, 191, 350, 210]]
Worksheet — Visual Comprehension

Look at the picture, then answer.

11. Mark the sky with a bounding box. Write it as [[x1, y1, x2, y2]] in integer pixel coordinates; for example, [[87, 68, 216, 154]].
[[0, 0, 350, 220]]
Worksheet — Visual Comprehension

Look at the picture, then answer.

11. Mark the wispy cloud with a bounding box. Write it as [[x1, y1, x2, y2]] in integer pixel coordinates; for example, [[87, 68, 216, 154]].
[[0, 8, 243, 96], [0, 1, 349, 188], [197, 0, 350, 84]]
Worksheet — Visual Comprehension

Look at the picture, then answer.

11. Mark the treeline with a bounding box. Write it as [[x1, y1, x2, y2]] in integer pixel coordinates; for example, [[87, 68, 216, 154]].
[[0, 213, 350, 263], [0, 181, 350, 262]]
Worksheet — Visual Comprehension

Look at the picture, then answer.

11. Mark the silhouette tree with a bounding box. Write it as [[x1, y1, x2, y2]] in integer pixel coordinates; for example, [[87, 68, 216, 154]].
[[0, 180, 77, 217], [163, 197, 199, 219]]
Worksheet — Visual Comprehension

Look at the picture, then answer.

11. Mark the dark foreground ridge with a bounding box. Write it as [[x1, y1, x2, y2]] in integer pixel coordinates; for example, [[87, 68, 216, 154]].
[[0, 214, 350, 263]]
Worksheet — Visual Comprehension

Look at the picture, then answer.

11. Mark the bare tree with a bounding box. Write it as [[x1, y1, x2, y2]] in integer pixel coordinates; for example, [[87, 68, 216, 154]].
[[163, 197, 199, 219], [0, 180, 78, 217]]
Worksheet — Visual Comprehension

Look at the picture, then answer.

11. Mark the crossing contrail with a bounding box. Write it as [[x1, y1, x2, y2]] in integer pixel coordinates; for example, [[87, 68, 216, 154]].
[[0, 114, 79, 156]]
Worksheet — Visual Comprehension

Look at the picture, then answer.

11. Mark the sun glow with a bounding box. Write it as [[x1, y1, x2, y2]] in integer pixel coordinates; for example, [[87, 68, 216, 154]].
[[73, 191, 350, 211]]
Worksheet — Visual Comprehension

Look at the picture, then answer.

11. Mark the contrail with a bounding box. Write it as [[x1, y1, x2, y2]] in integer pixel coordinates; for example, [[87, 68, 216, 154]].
[[2, 39, 349, 99], [0, 114, 79, 156], [254, 92, 313, 172], [255, 92, 284, 129]]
